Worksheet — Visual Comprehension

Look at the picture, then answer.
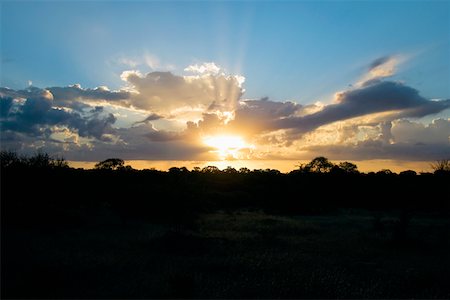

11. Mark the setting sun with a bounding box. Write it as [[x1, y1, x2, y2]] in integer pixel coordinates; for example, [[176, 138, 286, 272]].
[[203, 135, 252, 159]]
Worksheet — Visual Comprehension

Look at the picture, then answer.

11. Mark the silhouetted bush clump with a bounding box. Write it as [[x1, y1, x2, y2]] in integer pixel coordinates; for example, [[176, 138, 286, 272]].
[[0, 150, 68, 169]]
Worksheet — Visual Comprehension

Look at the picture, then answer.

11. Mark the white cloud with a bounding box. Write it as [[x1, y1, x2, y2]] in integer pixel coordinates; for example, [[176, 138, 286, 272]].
[[143, 52, 160, 69], [120, 66, 244, 119], [358, 54, 408, 86], [392, 118, 450, 144], [117, 57, 139, 68], [184, 62, 221, 75], [113, 52, 174, 71]]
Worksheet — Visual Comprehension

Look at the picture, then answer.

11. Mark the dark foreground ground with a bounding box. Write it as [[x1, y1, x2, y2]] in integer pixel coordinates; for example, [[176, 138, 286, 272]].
[[2, 167, 450, 298], [3, 211, 450, 298]]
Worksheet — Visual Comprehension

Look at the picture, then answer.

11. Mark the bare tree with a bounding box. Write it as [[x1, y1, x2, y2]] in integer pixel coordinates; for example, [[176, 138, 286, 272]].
[[431, 159, 450, 173]]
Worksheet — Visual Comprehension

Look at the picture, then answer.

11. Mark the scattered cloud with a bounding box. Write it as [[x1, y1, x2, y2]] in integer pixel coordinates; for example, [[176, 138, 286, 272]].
[[1, 59, 449, 164], [143, 52, 160, 70], [359, 54, 406, 86], [272, 80, 450, 135], [0, 89, 118, 142], [184, 62, 221, 75], [113, 52, 174, 71], [133, 113, 163, 125], [1, 85, 130, 112]]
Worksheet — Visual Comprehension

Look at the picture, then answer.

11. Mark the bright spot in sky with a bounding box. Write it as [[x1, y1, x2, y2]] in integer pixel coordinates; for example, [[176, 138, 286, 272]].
[[203, 135, 252, 160]]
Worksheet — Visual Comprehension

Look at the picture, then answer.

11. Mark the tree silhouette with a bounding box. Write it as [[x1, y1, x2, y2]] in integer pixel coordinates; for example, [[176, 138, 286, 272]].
[[95, 158, 125, 170], [224, 166, 238, 174], [0, 150, 21, 168], [376, 169, 394, 175], [169, 167, 189, 173], [201, 165, 220, 174], [0, 150, 68, 169], [399, 170, 416, 176], [239, 167, 251, 174], [338, 161, 359, 174], [305, 156, 334, 173], [431, 159, 450, 173]]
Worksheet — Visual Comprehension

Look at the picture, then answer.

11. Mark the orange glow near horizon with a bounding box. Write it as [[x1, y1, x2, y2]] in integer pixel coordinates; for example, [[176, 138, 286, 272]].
[[69, 159, 435, 173]]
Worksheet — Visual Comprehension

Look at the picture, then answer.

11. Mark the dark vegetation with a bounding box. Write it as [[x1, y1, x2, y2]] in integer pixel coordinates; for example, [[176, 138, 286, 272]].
[[2, 151, 450, 298]]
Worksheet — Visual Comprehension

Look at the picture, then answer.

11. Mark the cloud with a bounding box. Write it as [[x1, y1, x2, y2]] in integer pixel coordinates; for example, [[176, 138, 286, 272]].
[[1, 58, 449, 164], [358, 54, 406, 85], [273, 80, 450, 134], [228, 98, 303, 136], [48, 84, 130, 102], [133, 113, 163, 125], [143, 53, 160, 70], [121, 70, 244, 117], [117, 57, 139, 68], [263, 117, 450, 161], [392, 118, 450, 145], [369, 56, 392, 71], [77, 123, 212, 161], [1, 85, 130, 112], [1, 88, 117, 141], [184, 62, 221, 75], [0, 96, 13, 117], [365, 55, 406, 81], [303, 139, 449, 161], [113, 52, 172, 71], [367, 55, 398, 78]]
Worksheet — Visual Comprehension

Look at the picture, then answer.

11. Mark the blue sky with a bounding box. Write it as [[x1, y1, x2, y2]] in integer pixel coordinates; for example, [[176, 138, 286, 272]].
[[2, 1, 449, 103], [1, 1, 449, 169]]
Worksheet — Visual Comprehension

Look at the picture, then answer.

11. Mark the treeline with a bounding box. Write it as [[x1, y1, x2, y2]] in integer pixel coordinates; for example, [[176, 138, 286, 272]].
[[2, 150, 450, 175], [1, 151, 449, 229]]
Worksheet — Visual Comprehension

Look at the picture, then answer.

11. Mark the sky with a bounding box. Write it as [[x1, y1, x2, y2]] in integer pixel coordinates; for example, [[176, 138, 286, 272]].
[[1, 0, 449, 171]]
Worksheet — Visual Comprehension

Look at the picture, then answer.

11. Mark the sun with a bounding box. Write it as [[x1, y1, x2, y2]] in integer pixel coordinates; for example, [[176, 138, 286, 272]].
[[203, 135, 252, 159]]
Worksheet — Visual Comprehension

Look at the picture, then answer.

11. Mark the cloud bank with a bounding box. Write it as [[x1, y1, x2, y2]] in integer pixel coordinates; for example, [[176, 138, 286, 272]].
[[1, 59, 449, 163]]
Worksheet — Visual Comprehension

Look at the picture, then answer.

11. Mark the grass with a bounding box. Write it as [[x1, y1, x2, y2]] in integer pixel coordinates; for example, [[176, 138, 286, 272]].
[[3, 210, 449, 298]]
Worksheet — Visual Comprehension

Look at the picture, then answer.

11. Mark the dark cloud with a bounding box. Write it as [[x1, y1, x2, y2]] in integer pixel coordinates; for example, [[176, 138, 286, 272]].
[[1, 86, 47, 100], [133, 113, 163, 125], [0, 90, 117, 140], [0, 97, 13, 117], [145, 130, 183, 142], [305, 140, 450, 161], [76, 113, 117, 141], [274, 80, 450, 134], [0, 85, 130, 112], [369, 56, 391, 71], [87, 124, 211, 161], [226, 98, 303, 135], [48, 85, 130, 102], [238, 98, 301, 120]]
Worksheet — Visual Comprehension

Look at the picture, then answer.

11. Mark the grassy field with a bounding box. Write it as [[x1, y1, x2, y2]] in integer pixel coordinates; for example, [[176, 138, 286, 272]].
[[3, 210, 449, 298]]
